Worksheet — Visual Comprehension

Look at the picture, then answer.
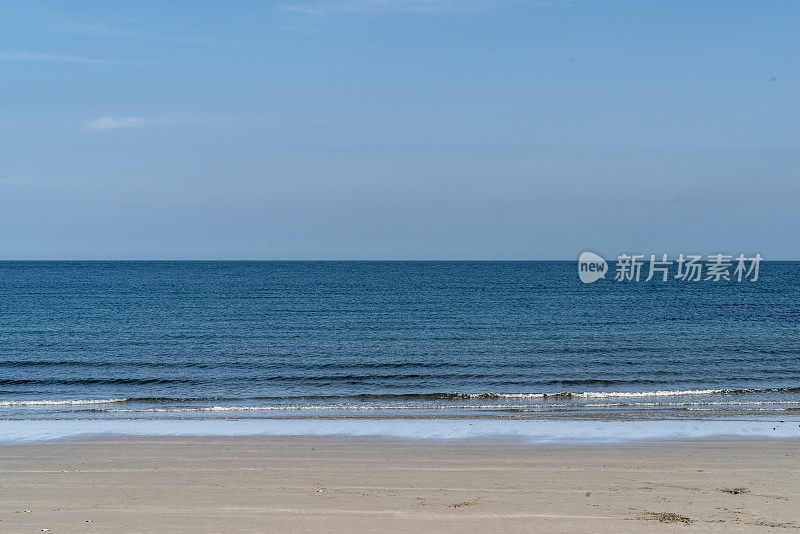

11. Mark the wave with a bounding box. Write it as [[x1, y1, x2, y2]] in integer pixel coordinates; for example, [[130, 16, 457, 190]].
[[4, 373, 800, 388], [2, 388, 798, 408], [0, 379, 199, 386], [574, 389, 743, 398], [0, 398, 129, 407], [295, 388, 799, 400], [88, 399, 800, 413], [104, 406, 451, 412], [4, 352, 798, 369]]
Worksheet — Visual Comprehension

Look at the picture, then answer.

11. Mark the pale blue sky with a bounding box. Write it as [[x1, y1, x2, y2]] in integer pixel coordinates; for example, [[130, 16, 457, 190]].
[[1, 1, 798, 259]]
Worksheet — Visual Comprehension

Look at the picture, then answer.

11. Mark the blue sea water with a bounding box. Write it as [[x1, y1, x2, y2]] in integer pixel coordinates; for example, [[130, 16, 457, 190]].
[[1, 261, 798, 442]]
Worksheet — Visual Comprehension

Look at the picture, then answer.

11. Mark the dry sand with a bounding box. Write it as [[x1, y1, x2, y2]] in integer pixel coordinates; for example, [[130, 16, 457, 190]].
[[0, 437, 798, 533]]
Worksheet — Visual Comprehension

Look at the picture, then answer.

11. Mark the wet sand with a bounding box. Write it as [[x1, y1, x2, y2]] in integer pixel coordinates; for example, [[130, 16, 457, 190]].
[[1, 437, 798, 532]]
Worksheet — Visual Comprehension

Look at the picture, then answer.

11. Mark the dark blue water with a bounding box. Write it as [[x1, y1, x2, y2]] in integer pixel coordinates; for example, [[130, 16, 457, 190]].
[[1, 261, 798, 423]]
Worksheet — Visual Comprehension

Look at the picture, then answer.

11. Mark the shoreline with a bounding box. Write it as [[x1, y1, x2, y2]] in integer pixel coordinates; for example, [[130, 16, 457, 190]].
[[1, 436, 797, 532], [1, 417, 798, 445], [4, 433, 798, 454]]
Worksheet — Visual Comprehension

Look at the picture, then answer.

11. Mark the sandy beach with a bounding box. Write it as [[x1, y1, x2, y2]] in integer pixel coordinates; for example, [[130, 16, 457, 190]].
[[0, 437, 797, 533]]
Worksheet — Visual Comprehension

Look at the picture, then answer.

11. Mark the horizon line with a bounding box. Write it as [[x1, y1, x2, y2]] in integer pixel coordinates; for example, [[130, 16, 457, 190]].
[[1, 258, 796, 262]]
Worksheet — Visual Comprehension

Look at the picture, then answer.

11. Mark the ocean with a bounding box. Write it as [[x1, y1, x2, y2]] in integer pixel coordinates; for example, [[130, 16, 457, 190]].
[[1, 261, 799, 442]]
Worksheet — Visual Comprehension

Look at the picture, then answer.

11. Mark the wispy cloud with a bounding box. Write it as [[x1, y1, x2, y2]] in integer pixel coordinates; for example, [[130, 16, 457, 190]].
[[86, 116, 146, 131], [0, 50, 127, 65]]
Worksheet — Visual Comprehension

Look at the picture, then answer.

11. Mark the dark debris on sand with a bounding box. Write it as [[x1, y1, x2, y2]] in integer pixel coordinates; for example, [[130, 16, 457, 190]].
[[641, 512, 693, 524], [721, 487, 750, 495]]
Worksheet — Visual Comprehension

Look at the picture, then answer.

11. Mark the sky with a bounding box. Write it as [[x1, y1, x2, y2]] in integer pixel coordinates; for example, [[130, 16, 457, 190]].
[[0, 1, 798, 260]]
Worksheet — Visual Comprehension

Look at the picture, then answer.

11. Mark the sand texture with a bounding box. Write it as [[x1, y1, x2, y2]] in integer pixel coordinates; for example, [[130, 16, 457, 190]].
[[1, 437, 798, 533]]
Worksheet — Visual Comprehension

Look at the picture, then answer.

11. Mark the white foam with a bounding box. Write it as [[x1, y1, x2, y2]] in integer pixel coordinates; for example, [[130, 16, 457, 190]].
[[467, 393, 547, 399], [95, 399, 800, 413], [0, 399, 129, 407], [462, 389, 736, 399], [103, 404, 550, 412], [577, 389, 729, 398]]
